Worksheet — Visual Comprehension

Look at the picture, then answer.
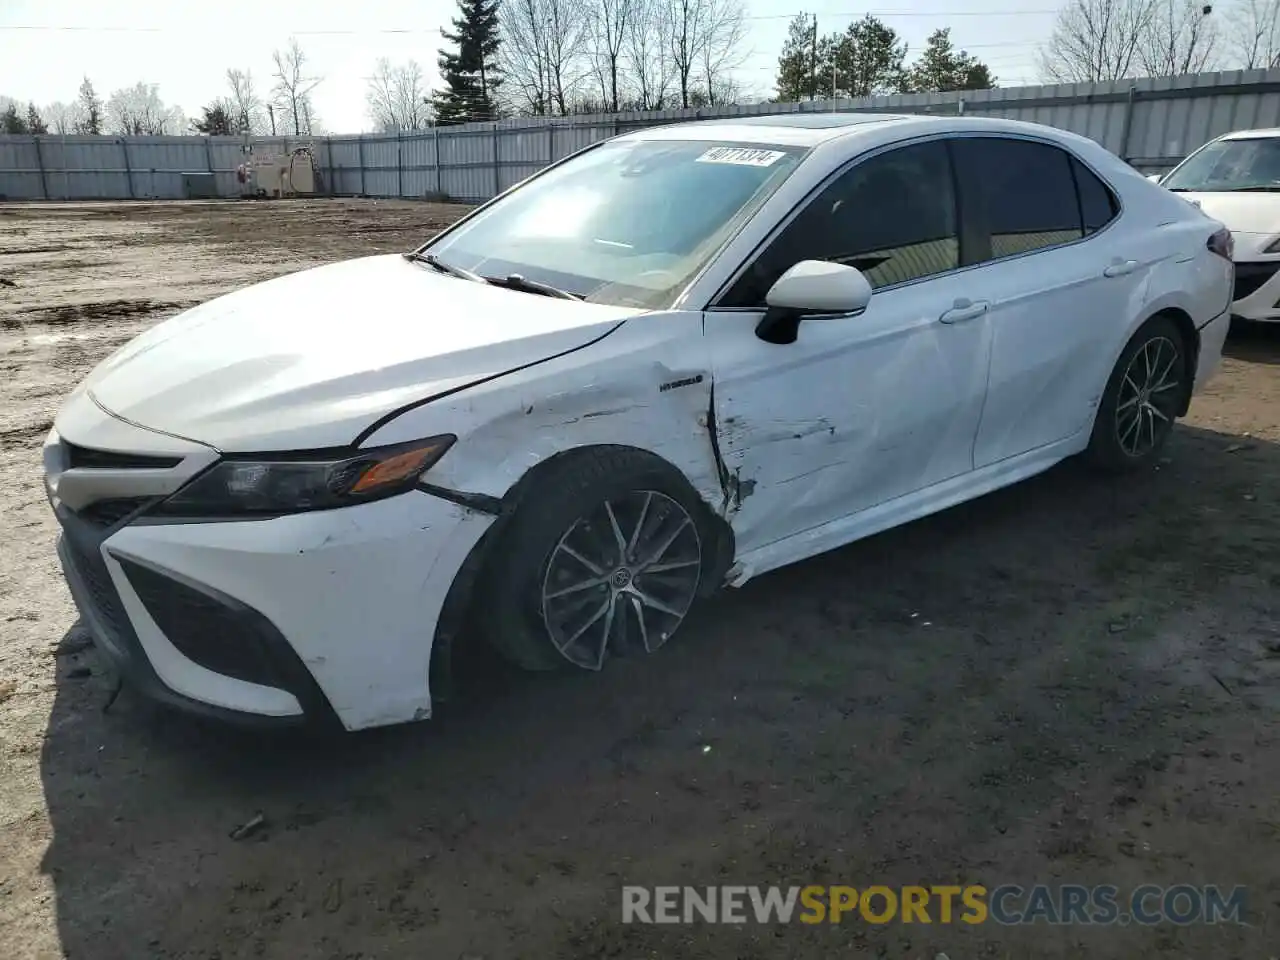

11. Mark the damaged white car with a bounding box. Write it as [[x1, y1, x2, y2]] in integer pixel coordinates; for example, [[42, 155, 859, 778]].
[[45, 113, 1233, 731]]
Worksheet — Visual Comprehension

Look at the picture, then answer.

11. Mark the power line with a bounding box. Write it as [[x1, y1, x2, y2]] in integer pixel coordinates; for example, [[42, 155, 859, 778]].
[[746, 8, 1058, 18], [0, 10, 1061, 32]]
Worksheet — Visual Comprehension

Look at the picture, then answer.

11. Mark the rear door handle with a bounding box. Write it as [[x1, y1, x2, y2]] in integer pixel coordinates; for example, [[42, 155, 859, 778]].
[[938, 299, 990, 324], [1103, 259, 1138, 278]]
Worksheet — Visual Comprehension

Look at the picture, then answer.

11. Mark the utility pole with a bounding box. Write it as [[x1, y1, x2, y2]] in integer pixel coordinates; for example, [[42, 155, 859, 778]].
[[267, 103, 276, 136], [809, 13, 818, 101]]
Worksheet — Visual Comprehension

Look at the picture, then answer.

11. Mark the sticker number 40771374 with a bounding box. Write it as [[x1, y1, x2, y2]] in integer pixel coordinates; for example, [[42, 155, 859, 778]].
[[696, 147, 787, 167]]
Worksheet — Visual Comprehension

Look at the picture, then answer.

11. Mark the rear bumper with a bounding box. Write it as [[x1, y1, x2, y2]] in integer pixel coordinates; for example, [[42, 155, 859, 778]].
[[1194, 308, 1232, 393]]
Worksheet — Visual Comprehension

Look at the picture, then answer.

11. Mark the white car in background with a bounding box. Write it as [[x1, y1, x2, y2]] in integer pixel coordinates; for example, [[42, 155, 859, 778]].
[[45, 114, 1234, 732], [1159, 127, 1280, 322]]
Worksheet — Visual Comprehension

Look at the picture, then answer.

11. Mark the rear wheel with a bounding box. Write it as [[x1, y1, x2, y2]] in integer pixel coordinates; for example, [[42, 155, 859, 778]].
[[479, 448, 709, 672], [1086, 315, 1189, 472]]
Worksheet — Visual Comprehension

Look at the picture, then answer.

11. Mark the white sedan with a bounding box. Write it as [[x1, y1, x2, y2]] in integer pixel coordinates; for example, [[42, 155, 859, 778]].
[[45, 114, 1234, 731], [1158, 126, 1280, 322]]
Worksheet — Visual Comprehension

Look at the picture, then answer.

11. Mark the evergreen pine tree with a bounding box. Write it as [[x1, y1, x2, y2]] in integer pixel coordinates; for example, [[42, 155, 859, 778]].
[[1, 103, 26, 134], [775, 14, 833, 102], [76, 77, 103, 134], [904, 29, 995, 93], [26, 102, 48, 134], [433, 0, 502, 125]]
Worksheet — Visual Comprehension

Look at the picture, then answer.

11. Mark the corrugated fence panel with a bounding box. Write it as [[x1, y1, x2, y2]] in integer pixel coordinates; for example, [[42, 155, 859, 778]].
[[43, 137, 131, 199], [0, 137, 43, 199], [11, 70, 1280, 201], [401, 132, 440, 197], [210, 138, 253, 197], [438, 127, 498, 200], [361, 135, 400, 197], [123, 138, 211, 198], [327, 138, 363, 195], [413, 133, 447, 197]]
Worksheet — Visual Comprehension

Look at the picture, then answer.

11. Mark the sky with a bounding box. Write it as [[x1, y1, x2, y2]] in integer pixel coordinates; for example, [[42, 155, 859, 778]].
[[0, 0, 1059, 133]]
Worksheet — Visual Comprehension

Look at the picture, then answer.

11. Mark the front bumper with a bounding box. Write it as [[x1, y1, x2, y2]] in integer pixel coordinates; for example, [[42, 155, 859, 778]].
[[1230, 260, 1280, 322], [56, 490, 494, 731]]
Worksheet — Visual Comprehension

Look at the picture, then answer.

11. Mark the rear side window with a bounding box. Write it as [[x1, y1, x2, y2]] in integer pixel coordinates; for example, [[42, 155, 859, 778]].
[[1071, 157, 1120, 234], [952, 138, 1084, 260]]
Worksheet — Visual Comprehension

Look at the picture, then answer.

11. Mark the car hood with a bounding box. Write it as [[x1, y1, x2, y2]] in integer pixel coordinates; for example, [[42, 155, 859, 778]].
[[79, 254, 641, 451], [1173, 191, 1280, 252]]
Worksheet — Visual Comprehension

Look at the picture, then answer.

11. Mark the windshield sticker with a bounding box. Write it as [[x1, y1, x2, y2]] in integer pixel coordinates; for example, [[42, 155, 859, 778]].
[[696, 147, 786, 167]]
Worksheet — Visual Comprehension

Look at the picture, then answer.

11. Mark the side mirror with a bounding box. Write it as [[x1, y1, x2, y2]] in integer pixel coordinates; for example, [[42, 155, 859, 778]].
[[756, 260, 873, 345], [1147, 173, 1164, 184]]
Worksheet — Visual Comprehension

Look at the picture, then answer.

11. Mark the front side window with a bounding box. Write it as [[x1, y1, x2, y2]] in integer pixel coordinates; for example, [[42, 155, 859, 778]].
[[425, 139, 805, 309], [1162, 136, 1280, 192], [952, 137, 1084, 261], [720, 139, 958, 307]]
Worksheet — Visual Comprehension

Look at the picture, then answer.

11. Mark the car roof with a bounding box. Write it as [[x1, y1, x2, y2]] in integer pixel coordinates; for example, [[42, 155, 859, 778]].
[[622, 113, 926, 147], [620, 113, 1093, 149], [1220, 127, 1280, 140]]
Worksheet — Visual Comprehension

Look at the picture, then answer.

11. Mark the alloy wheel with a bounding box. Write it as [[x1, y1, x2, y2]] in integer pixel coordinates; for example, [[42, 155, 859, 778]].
[[540, 490, 702, 670], [1115, 335, 1182, 458]]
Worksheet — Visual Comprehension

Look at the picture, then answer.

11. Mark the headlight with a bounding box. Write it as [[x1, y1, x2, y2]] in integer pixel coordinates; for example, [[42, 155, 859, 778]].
[[155, 436, 455, 517], [1264, 237, 1280, 254]]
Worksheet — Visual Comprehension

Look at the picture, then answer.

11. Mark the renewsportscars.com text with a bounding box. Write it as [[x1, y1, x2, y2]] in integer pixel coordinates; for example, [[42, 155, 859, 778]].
[[621, 884, 1248, 926]]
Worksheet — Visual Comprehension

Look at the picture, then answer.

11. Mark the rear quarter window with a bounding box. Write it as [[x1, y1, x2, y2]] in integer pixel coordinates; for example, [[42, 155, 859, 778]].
[[1071, 157, 1120, 234]]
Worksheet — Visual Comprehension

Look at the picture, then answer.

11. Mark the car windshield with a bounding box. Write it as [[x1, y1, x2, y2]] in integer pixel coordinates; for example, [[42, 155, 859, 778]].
[[422, 139, 806, 309], [1162, 136, 1280, 192]]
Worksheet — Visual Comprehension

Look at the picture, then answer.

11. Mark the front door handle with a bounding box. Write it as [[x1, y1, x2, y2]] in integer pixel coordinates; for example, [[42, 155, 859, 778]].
[[938, 299, 990, 324], [1103, 259, 1138, 278]]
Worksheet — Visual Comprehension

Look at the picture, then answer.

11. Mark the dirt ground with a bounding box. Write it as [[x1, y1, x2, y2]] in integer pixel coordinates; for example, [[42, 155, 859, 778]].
[[0, 199, 1278, 960]]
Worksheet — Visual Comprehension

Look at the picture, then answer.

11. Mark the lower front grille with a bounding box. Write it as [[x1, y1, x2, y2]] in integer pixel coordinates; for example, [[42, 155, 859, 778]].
[[1233, 262, 1279, 301], [118, 559, 286, 689], [63, 536, 131, 639]]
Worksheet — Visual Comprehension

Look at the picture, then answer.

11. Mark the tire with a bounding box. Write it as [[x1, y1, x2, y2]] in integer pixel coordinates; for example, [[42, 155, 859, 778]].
[[478, 447, 713, 673], [1085, 314, 1190, 473]]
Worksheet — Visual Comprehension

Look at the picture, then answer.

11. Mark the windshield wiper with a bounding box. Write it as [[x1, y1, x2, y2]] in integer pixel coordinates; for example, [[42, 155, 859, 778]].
[[483, 273, 583, 300], [403, 251, 488, 284], [1226, 185, 1280, 192]]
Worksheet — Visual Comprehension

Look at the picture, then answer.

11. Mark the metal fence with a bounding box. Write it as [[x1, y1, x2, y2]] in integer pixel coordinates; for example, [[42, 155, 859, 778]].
[[5, 68, 1280, 203]]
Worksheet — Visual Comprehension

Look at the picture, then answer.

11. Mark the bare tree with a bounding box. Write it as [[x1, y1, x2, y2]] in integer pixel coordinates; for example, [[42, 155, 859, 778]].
[[590, 0, 636, 112], [500, 0, 592, 116], [667, 0, 700, 107], [367, 58, 432, 131], [500, 0, 554, 114], [1139, 0, 1219, 74], [1038, 0, 1158, 82], [626, 0, 676, 109], [665, 0, 748, 108], [106, 82, 186, 135], [1227, 0, 1280, 68], [272, 39, 322, 135], [226, 68, 267, 133], [696, 0, 749, 105], [41, 101, 82, 135]]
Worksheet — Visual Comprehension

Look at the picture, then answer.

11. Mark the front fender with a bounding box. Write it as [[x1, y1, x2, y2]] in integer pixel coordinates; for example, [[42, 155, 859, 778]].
[[361, 311, 724, 515]]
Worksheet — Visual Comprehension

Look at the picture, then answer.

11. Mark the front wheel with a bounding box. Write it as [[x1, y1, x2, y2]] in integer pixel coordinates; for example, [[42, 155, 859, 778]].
[[1085, 315, 1189, 472], [479, 448, 709, 673]]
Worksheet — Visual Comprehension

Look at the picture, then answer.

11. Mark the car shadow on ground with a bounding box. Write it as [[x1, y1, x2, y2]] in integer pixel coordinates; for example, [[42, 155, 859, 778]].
[[1225, 317, 1280, 364], [39, 421, 1280, 960]]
